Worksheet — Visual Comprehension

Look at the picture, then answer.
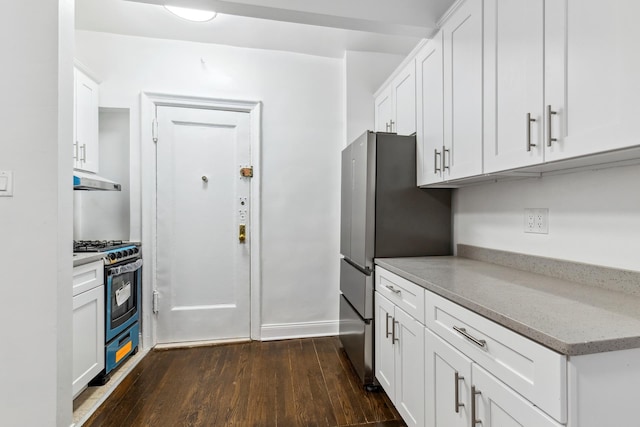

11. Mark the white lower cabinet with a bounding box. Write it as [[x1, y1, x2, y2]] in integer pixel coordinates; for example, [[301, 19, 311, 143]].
[[375, 291, 425, 427], [72, 262, 105, 399], [425, 328, 561, 427]]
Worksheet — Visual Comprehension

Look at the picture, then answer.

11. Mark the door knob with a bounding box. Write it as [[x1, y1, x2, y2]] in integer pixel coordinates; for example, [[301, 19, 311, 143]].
[[239, 224, 246, 243], [202, 176, 208, 182]]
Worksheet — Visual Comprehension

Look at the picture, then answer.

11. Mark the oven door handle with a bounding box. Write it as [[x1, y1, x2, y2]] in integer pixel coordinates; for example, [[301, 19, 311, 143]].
[[109, 259, 143, 276]]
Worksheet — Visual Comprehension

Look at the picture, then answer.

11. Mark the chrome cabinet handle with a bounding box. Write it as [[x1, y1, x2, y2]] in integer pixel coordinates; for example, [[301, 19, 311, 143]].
[[385, 122, 391, 132], [385, 285, 401, 294], [547, 105, 558, 147], [385, 313, 392, 339], [392, 319, 399, 343], [443, 146, 450, 172], [389, 119, 395, 132], [455, 372, 465, 413], [471, 386, 482, 426], [526, 113, 537, 152], [73, 141, 79, 161], [434, 149, 442, 174], [453, 326, 487, 349], [81, 143, 87, 162]]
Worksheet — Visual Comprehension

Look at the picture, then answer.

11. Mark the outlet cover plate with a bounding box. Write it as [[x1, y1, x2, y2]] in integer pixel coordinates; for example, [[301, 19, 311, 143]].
[[524, 208, 549, 234]]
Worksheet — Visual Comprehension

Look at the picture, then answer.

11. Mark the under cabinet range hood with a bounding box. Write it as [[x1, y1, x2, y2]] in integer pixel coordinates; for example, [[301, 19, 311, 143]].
[[73, 170, 121, 191]]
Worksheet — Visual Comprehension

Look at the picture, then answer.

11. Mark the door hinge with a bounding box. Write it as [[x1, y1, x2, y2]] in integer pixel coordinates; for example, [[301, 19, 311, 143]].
[[240, 166, 253, 178], [153, 290, 159, 314], [152, 118, 158, 143]]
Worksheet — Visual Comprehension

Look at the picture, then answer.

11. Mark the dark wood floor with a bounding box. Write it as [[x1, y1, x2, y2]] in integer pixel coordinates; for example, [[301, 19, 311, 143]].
[[83, 337, 406, 427]]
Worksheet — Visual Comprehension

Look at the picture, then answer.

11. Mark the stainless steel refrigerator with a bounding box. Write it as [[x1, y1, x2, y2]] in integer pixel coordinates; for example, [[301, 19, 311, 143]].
[[339, 131, 452, 387]]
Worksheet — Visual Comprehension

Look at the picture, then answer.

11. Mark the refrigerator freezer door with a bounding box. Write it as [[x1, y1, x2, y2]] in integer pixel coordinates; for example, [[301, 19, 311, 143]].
[[340, 258, 373, 319], [339, 294, 374, 386], [347, 132, 376, 269]]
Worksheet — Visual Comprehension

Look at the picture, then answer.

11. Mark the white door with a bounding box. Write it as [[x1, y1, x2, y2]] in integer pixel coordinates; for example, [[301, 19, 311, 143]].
[[442, 0, 484, 180], [375, 292, 396, 397], [483, 0, 544, 172], [472, 365, 563, 427], [394, 307, 425, 427], [156, 106, 251, 344], [425, 328, 471, 427], [416, 32, 445, 186], [391, 61, 416, 136]]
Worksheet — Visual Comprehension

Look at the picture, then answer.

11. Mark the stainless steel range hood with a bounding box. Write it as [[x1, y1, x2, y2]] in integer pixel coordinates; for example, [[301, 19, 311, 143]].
[[73, 170, 121, 191]]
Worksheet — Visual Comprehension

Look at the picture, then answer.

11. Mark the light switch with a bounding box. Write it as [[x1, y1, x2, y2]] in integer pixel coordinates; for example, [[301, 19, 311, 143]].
[[0, 171, 13, 197]]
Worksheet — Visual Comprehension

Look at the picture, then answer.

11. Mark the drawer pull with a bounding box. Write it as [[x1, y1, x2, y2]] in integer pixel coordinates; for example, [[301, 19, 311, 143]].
[[453, 326, 486, 349], [455, 372, 464, 413], [385, 285, 401, 295], [471, 386, 482, 426]]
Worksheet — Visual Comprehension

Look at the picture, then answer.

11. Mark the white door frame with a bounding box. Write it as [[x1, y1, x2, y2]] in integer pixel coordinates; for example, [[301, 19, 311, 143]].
[[140, 92, 262, 347]]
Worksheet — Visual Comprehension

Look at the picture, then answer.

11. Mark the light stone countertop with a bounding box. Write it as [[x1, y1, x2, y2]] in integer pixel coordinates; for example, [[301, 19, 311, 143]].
[[73, 252, 105, 267], [375, 256, 640, 356]]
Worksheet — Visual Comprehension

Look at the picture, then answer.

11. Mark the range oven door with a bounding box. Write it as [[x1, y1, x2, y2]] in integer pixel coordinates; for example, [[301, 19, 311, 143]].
[[106, 259, 142, 342]]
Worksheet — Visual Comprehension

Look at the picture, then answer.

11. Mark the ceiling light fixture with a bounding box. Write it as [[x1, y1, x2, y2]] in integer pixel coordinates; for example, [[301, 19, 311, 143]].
[[164, 5, 217, 22]]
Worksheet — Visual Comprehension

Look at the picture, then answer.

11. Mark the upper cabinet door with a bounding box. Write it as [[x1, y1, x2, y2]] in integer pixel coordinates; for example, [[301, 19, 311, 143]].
[[391, 61, 416, 136], [545, 0, 640, 162], [483, 0, 544, 173], [416, 33, 445, 186], [74, 68, 100, 173], [442, 0, 484, 180], [375, 88, 393, 132]]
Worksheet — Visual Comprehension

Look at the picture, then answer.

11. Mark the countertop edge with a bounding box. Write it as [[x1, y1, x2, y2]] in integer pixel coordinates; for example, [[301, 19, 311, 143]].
[[73, 253, 105, 267], [375, 258, 640, 356]]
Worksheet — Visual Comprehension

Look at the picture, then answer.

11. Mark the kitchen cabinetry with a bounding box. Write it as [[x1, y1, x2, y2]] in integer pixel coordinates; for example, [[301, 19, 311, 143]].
[[74, 66, 100, 173], [375, 268, 425, 427], [72, 260, 104, 398], [374, 60, 416, 135], [484, 0, 640, 173]]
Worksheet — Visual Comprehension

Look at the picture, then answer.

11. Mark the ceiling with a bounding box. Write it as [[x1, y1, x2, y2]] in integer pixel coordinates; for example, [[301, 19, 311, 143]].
[[76, 0, 456, 58]]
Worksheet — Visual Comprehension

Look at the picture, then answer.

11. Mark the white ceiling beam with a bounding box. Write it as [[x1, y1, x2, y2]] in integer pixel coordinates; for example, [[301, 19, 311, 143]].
[[128, 0, 450, 37]]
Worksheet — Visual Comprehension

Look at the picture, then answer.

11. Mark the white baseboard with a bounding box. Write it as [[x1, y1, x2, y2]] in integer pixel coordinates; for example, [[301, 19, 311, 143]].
[[260, 320, 339, 341]]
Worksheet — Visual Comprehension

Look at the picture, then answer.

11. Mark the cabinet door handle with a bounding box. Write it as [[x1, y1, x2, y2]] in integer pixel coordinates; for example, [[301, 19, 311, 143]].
[[392, 318, 399, 344], [443, 146, 450, 172], [471, 386, 482, 426], [385, 313, 392, 339], [434, 149, 442, 174], [547, 105, 558, 147], [455, 372, 465, 413], [385, 285, 401, 295], [389, 119, 395, 132], [453, 326, 487, 349], [73, 141, 79, 161], [385, 122, 390, 132], [526, 113, 537, 152], [81, 143, 87, 162]]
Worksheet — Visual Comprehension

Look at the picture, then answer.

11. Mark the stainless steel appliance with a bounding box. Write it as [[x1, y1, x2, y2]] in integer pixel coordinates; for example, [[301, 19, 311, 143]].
[[74, 240, 142, 383], [339, 131, 451, 387]]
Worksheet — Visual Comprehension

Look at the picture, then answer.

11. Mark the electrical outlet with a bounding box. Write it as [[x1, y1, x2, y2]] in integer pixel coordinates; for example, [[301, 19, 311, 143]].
[[524, 208, 549, 234]]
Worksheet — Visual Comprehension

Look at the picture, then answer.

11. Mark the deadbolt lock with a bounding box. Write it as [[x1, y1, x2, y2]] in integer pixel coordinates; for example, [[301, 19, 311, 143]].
[[239, 224, 246, 243]]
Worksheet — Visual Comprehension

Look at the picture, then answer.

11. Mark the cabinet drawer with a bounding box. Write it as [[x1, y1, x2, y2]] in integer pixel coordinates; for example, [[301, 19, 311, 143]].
[[425, 291, 567, 423], [73, 260, 104, 296], [376, 267, 424, 323]]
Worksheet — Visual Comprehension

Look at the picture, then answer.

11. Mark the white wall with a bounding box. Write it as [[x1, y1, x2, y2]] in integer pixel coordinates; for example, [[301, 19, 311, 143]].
[[0, 1, 73, 426], [74, 109, 131, 240], [453, 164, 640, 271], [344, 50, 404, 145], [76, 30, 343, 336]]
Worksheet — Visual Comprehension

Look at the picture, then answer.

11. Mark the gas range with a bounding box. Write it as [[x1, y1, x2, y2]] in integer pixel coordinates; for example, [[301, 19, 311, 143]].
[[74, 240, 141, 264]]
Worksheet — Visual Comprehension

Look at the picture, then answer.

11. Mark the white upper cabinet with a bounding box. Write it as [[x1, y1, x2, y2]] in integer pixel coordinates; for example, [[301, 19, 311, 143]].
[[545, 0, 640, 162], [375, 87, 393, 133], [74, 66, 100, 173], [374, 60, 416, 136], [484, 0, 640, 172], [483, 0, 545, 172], [416, 33, 445, 186], [442, 0, 484, 180]]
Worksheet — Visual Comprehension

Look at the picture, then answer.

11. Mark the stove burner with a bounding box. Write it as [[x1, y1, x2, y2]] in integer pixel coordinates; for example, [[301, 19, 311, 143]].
[[74, 240, 130, 252]]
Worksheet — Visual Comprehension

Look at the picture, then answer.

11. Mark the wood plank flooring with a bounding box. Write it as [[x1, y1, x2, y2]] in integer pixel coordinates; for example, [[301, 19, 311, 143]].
[[83, 337, 406, 427]]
